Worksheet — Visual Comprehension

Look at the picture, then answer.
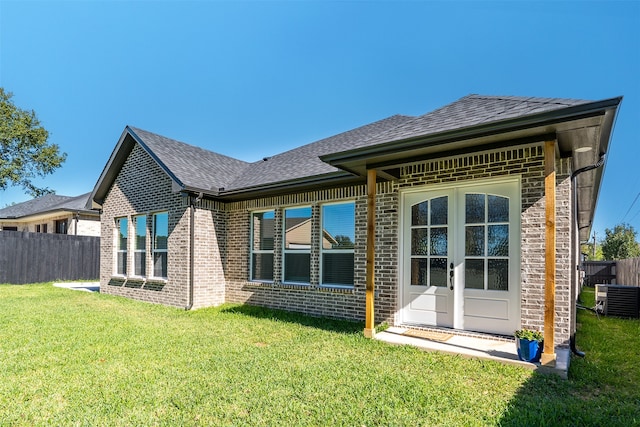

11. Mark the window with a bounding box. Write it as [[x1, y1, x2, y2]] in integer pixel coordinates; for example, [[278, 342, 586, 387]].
[[42, 224, 48, 233], [251, 210, 275, 281], [283, 206, 312, 284], [116, 217, 128, 275], [36, 224, 41, 233], [55, 219, 68, 234], [153, 212, 168, 278], [134, 215, 146, 276], [321, 202, 355, 286], [464, 194, 510, 291], [2, 226, 18, 231]]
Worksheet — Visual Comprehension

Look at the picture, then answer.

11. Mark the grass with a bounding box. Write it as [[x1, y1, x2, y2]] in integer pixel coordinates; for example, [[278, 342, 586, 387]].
[[0, 284, 638, 426]]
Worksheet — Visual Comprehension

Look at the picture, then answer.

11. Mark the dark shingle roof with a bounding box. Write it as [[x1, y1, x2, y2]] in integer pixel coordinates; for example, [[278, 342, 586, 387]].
[[104, 94, 600, 198], [0, 193, 94, 219], [226, 114, 414, 190], [129, 127, 250, 192], [350, 95, 593, 149]]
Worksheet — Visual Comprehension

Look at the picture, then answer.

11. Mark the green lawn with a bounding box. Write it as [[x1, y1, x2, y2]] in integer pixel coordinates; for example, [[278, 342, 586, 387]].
[[0, 284, 638, 426]]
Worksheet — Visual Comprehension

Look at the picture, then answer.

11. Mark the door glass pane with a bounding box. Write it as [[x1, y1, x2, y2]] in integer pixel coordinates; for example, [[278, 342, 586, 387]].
[[488, 259, 509, 291], [465, 259, 484, 289], [411, 229, 429, 255], [465, 226, 484, 256], [488, 224, 509, 256], [430, 196, 448, 225], [412, 201, 428, 226], [430, 227, 447, 256], [411, 258, 427, 286], [488, 195, 509, 223], [430, 258, 447, 287], [465, 194, 485, 223]]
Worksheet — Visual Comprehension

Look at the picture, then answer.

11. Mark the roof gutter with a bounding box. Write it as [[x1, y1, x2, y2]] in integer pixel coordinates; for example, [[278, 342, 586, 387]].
[[214, 171, 359, 201], [320, 97, 623, 166]]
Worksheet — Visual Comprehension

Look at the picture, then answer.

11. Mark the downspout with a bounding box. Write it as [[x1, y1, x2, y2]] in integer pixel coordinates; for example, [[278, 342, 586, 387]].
[[185, 192, 203, 310], [570, 153, 605, 357], [74, 212, 79, 235]]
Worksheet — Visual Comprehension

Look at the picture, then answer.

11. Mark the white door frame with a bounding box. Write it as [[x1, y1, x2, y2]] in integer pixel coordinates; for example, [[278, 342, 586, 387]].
[[398, 176, 521, 335]]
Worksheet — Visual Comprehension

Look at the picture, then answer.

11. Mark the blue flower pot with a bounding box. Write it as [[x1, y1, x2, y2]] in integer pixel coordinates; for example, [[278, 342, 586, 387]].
[[516, 338, 543, 363]]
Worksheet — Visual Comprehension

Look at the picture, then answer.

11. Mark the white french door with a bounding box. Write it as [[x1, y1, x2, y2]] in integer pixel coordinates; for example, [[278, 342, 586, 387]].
[[400, 178, 521, 335]]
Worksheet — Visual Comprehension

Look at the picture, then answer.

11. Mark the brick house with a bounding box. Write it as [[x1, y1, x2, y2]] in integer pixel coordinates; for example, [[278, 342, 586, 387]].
[[88, 94, 621, 363]]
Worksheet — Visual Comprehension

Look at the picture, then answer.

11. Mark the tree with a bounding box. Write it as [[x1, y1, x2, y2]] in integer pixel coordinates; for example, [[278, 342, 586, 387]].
[[601, 223, 640, 260], [581, 241, 603, 261], [333, 235, 354, 249], [0, 88, 66, 197]]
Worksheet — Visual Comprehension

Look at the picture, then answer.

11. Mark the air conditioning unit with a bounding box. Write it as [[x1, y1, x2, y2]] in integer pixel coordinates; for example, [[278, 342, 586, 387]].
[[595, 284, 640, 318]]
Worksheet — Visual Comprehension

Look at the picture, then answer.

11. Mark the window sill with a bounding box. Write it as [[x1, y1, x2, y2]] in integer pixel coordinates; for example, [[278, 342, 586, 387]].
[[318, 284, 355, 294], [108, 275, 166, 291]]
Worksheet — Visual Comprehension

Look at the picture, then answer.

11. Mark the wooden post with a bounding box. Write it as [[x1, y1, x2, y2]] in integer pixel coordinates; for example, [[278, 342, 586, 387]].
[[364, 169, 376, 338], [542, 140, 557, 366]]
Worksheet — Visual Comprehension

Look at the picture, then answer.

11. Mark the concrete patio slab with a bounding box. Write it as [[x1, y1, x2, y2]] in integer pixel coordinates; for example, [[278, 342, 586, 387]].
[[53, 282, 100, 293], [375, 326, 570, 379]]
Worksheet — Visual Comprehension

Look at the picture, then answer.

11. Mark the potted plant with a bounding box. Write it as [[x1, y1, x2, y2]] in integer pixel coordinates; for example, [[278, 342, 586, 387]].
[[515, 328, 544, 363]]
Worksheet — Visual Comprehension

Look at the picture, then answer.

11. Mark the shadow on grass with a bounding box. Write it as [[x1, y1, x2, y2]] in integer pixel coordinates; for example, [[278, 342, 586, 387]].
[[497, 361, 640, 426], [220, 304, 363, 335], [498, 291, 640, 426]]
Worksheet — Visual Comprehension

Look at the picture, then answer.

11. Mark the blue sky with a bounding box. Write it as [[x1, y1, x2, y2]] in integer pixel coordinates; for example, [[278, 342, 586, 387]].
[[1, 1, 638, 242]]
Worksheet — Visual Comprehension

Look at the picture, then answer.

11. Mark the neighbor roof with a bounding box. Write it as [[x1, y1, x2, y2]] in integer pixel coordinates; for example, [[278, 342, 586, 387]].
[[0, 193, 95, 220]]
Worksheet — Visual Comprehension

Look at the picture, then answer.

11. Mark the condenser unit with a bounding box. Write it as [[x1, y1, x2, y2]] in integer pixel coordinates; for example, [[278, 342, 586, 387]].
[[595, 284, 640, 318]]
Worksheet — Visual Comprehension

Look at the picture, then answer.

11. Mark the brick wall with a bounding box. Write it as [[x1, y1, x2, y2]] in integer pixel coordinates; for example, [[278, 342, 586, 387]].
[[101, 141, 573, 345], [100, 144, 192, 307]]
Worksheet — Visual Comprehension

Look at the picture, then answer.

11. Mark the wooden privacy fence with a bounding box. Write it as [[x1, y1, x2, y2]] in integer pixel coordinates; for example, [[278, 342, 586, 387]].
[[583, 259, 640, 287], [616, 257, 640, 287], [0, 231, 99, 284], [583, 261, 617, 286]]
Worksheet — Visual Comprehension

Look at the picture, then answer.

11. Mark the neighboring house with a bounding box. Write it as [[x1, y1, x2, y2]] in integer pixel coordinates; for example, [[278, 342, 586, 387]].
[[0, 193, 100, 236], [88, 94, 621, 365]]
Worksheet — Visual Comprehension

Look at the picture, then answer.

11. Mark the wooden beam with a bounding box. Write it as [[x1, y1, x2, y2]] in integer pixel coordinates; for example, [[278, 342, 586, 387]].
[[542, 140, 557, 366], [364, 168, 376, 338]]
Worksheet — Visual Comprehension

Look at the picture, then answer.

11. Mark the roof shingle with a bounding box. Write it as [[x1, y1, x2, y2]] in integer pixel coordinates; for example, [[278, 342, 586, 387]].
[[0, 193, 94, 219]]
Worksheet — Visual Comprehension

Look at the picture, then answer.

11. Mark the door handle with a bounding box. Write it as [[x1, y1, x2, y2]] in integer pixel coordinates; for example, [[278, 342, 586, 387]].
[[449, 262, 454, 290]]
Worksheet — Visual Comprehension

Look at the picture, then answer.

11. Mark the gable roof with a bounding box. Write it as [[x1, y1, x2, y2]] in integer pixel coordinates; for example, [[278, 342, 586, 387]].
[[89, 126, 251, 207], [88, 94, 622, 242], [0, 193, 95, 220], [129, 127, 250, 193]]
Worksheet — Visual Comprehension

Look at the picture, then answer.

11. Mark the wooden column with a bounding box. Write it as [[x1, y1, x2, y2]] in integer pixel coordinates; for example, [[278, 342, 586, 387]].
[[542, 140, 557, 366], [364, 169, 376, 338]]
